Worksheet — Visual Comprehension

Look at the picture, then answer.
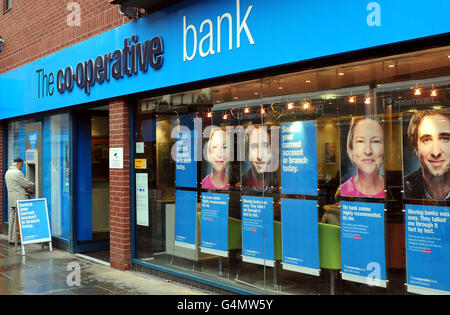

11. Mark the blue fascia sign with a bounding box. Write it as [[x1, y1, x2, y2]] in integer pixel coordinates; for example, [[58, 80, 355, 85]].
[[0, 0, 449, 119]]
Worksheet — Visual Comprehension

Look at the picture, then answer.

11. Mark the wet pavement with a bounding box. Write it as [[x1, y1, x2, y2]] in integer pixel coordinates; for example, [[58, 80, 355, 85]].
[[0, 234, 213, 295]]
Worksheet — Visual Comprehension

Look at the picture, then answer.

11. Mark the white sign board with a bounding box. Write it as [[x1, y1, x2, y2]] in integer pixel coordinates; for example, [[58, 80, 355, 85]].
[[109, 148, 123, 169], [136, 173, 149, 226]]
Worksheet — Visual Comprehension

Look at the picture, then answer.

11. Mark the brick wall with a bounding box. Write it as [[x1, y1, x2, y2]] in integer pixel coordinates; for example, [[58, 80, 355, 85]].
[[109, 99, 131, 271], [0, 0, 130, 74]]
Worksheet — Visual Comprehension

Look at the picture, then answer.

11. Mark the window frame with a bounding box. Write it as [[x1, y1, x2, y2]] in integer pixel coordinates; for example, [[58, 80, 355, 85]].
[[3, 0, 11, 14]]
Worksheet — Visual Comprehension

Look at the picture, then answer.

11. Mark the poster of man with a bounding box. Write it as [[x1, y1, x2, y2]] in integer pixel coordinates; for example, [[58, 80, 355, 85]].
[[241, 125, 279, 194], [403, 110, 450, 200]]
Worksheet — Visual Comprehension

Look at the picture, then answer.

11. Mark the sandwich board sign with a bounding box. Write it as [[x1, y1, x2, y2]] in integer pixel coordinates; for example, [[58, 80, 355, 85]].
[[17, 198, 53, 256]]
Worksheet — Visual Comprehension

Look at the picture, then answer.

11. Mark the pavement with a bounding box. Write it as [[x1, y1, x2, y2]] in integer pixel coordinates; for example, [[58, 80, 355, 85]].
[[0, 234, 214, 295]]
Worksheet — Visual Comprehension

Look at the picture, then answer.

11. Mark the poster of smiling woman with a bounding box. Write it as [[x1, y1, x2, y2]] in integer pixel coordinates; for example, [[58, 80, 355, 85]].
[[340, 116, 386, 199]]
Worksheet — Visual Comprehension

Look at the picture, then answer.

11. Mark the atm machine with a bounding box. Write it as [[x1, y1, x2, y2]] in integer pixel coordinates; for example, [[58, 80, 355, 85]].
[[25, 149, 40, 198], [25, 123, 42, 200]]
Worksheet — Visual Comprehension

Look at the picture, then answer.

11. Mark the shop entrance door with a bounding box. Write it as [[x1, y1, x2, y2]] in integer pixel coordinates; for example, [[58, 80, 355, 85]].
[[73, 109, 110, 258]]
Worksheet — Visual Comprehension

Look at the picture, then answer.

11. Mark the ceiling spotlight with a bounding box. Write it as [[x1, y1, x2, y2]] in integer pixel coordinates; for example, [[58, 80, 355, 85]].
[[338, 72, 344, 76], [364, 97, 371, 105], [303, 102, 310, 109], [260, 108, 266, 114], [348, 96, 356, 103], [207, 112, 213, 118], [388, 64, 396, 68], [305, 80, 311, 83], [287, 102, 294, 110], [414, 88, 422, 96], [223, 113, 228, 120], [277, 86, 283, 90], [244, 107, 250, 114], [431, 89, 438, 97]]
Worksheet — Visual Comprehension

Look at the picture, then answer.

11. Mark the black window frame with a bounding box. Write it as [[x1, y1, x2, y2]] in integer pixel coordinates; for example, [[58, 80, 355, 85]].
[[3, 0, 11, 14]]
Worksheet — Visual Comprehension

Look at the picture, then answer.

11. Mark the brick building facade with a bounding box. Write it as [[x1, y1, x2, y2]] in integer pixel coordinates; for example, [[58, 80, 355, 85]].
[[0, 0, 133, 270]]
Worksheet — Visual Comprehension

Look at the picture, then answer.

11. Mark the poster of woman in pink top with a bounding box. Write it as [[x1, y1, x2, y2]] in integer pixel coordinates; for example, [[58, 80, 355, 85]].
[[340, 116, 385, 198], [202, 127, 229, 190]]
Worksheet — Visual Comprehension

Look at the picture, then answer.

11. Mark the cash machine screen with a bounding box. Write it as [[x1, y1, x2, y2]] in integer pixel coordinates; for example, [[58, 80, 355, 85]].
[[26, 150, 35, 163]]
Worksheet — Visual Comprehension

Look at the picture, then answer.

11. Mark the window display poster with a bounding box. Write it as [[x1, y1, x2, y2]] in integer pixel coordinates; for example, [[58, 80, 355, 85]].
[[341, 201, 386, 287], [402, 111, 450, 201], [174, 190, 198, 249], [405, 204, 450, 294], [200, 192, 229, 257], [136, 173, 149, 226], [281, 198, 320, 276], [242, 196, 274, 267], [280, 121, 318, 195], [340, 116, 385, 198], [175, 114, 198, 188]]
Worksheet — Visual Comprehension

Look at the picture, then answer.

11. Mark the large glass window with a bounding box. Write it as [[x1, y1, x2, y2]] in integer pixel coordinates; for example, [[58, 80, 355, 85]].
[[134, 46, 450, 294], [6, 113, 71, 240]]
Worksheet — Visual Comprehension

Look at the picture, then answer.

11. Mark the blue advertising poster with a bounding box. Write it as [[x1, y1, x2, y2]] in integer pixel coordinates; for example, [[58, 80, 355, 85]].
[[341, 201, 386, 287], [175, 114, 198, 188], [200, 192, 229, 257], [175, 190, 198, 249], [242, 196, 274, 266], [281, 199, 320, 276], [17, 198, 51, 244], [405, 204, 450, 294], [280, 121, 318, 195]]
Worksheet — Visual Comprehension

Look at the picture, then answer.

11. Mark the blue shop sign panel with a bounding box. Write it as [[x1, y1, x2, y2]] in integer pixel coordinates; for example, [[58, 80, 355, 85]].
[[174, 190, 198, 249], [340, 201, 387, 288], [17, 198, 52, 244], [405, 204, 450, 295], [1, 0, 449, 119]]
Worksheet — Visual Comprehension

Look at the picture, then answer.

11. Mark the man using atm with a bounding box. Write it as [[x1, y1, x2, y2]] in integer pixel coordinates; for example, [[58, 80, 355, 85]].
[[5, 158, 35, 245]]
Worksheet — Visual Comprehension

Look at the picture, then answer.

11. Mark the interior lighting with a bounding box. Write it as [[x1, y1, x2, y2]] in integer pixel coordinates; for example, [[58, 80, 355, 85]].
[[260, 108, 266, 114], [303, 102, 310, 109], [431, 89, 438, 97], [414, 88, 422, 96], [348, 96, 356, 103], [338, 72, 344, 76], [207, 112, 213, 118], [223, 113, 228, 120], [388, 64, 395, 68], [305, 80, 311, 83], [364, 97, 371, 105], [244, 107, 250, 114], [287, 102, 294, 110]]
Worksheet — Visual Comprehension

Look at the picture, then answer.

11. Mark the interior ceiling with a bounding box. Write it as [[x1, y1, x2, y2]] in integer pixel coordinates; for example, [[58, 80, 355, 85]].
[[208, 46, 450, 104]]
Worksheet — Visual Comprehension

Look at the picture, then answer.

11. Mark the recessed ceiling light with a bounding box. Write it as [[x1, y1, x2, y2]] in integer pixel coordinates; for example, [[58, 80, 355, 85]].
[[388, 64, 396, 68], [338, 72, 344, 76], [277, 86, 283, 90], [305, 80, 311, 83]]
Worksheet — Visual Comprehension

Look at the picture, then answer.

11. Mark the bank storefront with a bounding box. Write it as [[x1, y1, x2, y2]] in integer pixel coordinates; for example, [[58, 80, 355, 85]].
[[1, 0, 449, 294]]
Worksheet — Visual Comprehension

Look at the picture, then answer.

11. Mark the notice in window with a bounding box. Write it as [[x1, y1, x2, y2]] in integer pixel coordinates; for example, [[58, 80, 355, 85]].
[[405, 204, 450, 294]]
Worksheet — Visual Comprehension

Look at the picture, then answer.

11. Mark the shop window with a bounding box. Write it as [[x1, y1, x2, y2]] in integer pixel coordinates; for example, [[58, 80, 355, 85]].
[[134, 46, 450, 294], [6, 113, 71, 240]]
